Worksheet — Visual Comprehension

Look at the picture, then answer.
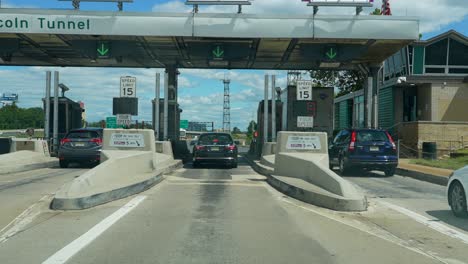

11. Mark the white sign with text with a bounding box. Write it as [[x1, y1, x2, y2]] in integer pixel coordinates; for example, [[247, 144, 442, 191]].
[[296, 80, 313, 101], [297, 116, 314, 128], [116, 114, 132, 126], [286, 135, 321, 150], [110, 133, 145, 148], [120, 76, 137, 98]]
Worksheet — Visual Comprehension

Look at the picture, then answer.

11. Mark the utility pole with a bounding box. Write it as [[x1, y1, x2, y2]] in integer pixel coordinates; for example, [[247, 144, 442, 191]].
[[222, 77, 231, 133]]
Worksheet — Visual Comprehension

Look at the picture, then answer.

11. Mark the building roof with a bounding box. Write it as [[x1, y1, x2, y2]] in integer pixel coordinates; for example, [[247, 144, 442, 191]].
[[415, 30, 468, 46]]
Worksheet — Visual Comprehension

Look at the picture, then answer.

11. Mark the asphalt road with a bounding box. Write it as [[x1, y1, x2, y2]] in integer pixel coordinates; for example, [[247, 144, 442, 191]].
[[0, 158, 467, 264]]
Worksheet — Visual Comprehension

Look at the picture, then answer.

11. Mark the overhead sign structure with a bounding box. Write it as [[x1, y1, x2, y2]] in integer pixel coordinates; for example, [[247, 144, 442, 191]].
[[109, 133, 145, 148], [297, 116, 314, 128], [296, 80, 313, 101], [106, 116, 117, 128], [120, 76, 136, 98], [117, 114, 132, 126], [286, 135, 321, 150], [96, 41, 110, 58]]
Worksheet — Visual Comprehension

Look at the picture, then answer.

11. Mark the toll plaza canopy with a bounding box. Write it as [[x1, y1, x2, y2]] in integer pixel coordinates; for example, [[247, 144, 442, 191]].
[[0, 8, 419, 70]]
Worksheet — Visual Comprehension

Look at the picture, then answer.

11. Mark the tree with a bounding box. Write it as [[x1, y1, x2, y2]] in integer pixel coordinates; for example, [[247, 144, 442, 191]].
[[0, 104, 44, 129], [232, 127, 241, 134], [370, 8, 381, 15], [309, 70, 366, 98]]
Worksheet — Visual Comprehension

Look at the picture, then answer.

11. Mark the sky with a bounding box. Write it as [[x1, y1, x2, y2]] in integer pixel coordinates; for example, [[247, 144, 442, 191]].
[[0, 0, 467, 130]]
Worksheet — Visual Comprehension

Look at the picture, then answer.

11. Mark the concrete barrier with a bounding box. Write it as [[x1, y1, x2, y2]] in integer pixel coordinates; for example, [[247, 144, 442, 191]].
[[262, 142, 276, 156], [0, 139, 55, 174], [51, 129, 181, 210], [270, 131, 367, 212], [10, 138, 50, 157], [155, 141, 174, 156]]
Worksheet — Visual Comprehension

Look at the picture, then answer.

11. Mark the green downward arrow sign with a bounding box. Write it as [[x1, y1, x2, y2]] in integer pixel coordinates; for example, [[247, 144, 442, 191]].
[[326, 48, 337, 60], [97, 43, 109, 56], [212, 46, 224, 58]]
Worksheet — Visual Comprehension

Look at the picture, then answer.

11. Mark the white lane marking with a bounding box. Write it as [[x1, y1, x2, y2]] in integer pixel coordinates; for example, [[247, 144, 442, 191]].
[[378, 200, 468, 245], [260, 182, 447, 263], [0, 195, 50, 243], [42, 195, 146, 264]]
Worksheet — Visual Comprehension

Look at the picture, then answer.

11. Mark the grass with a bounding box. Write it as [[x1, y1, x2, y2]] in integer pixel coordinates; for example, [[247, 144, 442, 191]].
[[455, 148, 468, 155], [410, 156, 468, 170]]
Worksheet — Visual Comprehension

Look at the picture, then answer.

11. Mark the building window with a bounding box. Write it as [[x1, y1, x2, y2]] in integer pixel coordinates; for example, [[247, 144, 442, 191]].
[[425, 68, 446, 74], [448, 68, 468, 74], [425, 38, 448, 66], [448, 38, 468, 66]]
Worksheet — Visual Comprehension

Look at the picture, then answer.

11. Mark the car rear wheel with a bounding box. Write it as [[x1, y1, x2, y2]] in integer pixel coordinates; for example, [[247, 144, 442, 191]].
[[192, 161, 199, 168], [450, 182, 468, 218], [338, 157, 349, 175], [59, 160, 69, 168], [384, 167, 396, 177], [231, 162, 238, 169]]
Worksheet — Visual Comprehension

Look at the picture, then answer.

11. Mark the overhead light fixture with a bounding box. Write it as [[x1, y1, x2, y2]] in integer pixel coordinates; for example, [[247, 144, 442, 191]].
[[208, 60, 229, 67], [319, 62, 341, 68]]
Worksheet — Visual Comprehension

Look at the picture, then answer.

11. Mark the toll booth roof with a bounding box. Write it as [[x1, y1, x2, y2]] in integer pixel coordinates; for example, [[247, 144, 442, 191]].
[[0, 9, 419, 70]]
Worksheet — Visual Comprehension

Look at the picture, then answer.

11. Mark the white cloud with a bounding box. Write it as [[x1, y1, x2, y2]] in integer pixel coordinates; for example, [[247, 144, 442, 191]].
[[152, 0, 467, 34]]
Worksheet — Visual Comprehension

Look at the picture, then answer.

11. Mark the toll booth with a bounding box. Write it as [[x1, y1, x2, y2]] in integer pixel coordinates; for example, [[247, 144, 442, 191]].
[[43, 97, 84, 140], [256, 100, 283, 157], [281, 85, 334, 136]]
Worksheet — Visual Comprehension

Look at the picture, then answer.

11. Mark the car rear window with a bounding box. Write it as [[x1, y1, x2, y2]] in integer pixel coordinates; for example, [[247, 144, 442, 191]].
[[356, 131, 388, 142], [66, 131, 100, 139], [198, 134, 233, 145]]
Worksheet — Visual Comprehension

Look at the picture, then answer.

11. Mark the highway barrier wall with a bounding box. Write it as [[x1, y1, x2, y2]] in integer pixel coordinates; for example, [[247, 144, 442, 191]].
[[52, 129, 181, 210], [270, 131, 367, 211]]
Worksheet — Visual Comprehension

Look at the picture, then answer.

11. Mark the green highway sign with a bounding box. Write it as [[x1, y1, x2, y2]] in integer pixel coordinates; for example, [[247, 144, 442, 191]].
[[180, 120, 189, 130], [97, 41, 110, 58], [212, 45, 224, 59], [106, 116, 117, 128], [325, 47, 337, 60]]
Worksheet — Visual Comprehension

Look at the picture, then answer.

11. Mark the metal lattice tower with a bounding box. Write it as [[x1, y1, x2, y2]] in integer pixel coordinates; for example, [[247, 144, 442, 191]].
[[287, 70, 302, 86], [222, 77, 231, 133]]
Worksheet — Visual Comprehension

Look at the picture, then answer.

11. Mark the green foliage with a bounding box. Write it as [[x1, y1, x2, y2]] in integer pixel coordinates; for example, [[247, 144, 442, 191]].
[[410, 156, 468, 171], [370, 8, 381, 15], [0, 104, 44, 129], [309, 70, 366, 97], [232, 126, 242, 134]]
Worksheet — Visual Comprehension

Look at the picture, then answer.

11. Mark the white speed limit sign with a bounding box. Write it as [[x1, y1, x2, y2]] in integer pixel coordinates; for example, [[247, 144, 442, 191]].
[[120, 76, 137, 98], [296, 80, 312, 101]]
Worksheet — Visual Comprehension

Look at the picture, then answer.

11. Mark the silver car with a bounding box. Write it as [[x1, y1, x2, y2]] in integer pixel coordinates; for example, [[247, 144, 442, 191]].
[[447, 165, 468, 217]]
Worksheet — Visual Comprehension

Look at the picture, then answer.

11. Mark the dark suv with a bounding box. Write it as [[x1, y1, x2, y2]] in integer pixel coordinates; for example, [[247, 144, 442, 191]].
[[329, 129, 398, 176], [192, 133, 238, 168], [58, 128, 103, 168]]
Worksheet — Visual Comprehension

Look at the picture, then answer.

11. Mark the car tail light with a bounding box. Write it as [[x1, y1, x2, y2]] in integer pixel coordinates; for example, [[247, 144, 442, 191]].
[[348, 131, 356, 151], [60, 138, 71, 146], [225, 145, 237, 151], [386, 132, 397, 150], [90, 138, 103, 146], [195, 145, 205, 151]]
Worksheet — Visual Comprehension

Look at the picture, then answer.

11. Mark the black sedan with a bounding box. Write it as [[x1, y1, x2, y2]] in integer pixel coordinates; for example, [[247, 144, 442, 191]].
[[192, 133, 238, 168]]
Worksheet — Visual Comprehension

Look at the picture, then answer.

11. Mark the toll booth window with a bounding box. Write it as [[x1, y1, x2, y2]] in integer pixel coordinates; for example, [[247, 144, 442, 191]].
[[67, 131, 100, 139], [198, 134, 233, 145], [425, 39, 448, 66]]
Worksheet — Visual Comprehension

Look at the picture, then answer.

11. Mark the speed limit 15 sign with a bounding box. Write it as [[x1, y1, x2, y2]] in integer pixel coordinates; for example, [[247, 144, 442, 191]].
[[297, 80, 312, 101], [120, 76, 137, 98]]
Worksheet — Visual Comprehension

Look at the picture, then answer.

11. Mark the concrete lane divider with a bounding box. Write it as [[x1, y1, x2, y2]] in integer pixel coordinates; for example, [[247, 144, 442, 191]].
[[266, 132, 367, 212], [51, 129, 182, 210], [0, 139, 56, 175]]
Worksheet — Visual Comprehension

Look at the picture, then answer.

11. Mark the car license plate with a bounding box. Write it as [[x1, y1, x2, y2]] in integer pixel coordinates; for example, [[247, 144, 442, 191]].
[[211, 147, 219, 151], [370, 146, 379, 152], [74, 143, 85, 147]]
